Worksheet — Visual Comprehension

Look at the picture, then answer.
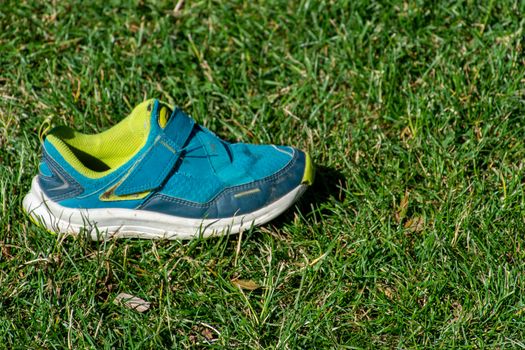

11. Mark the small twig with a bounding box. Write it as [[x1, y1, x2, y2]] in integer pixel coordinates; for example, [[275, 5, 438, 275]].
[[174, 0, 184, 15], [234, 228, 243, 267]]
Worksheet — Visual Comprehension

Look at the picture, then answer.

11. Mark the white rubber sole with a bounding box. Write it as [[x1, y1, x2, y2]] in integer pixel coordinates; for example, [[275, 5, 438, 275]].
[[22, 176, 308, 240]]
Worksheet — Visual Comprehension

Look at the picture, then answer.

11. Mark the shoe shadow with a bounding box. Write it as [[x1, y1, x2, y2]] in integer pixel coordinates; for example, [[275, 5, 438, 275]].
[[261, 165, 347, 232]]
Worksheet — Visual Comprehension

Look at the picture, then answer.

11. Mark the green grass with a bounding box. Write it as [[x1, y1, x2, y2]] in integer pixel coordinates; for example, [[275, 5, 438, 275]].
[[1, 0, 525, 348]]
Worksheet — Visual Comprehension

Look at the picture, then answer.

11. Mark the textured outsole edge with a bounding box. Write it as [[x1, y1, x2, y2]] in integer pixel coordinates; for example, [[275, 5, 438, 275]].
[[22, 176, 309, 241]]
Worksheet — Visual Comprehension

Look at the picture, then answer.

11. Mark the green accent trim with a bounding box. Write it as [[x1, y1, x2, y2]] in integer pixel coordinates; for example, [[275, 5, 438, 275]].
[[158, 106, 169, 128], [100, 189, 150, 201], [99, 178, 150, 201], [301, 152, 315, 186], [23, 206, 57, 236]]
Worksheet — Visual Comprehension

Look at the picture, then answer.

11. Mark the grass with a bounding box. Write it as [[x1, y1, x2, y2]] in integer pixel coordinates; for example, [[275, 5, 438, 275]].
[[1, 0, 525, 348]]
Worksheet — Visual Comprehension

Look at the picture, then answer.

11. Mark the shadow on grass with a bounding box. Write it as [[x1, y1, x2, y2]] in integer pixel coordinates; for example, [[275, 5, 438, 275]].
[[82, 165, 347, 247], [265, 165, 347, 230]]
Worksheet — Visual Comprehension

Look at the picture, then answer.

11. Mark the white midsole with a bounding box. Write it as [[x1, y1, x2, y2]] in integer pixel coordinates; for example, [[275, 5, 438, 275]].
[[22, 176, 307, 240]]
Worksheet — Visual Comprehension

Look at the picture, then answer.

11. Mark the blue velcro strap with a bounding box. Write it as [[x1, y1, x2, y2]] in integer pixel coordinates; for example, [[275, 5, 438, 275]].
[[114, 108, 195, 196]]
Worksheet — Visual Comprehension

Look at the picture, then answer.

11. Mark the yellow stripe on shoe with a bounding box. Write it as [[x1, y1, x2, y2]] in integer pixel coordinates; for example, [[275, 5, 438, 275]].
[[301, 152, 315, 186], [23, 205, 57, 236]]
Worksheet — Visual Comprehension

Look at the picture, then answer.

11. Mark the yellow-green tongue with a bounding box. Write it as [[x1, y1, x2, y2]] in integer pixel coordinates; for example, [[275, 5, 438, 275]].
[[46, 99, 155, 179]]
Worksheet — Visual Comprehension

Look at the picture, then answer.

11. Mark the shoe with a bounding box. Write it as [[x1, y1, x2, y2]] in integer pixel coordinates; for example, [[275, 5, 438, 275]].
[[23, 99, 314, 240]]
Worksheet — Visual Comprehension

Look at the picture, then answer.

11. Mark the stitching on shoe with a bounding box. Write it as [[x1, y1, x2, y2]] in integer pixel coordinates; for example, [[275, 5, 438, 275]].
[[140, 149, 301, 209]]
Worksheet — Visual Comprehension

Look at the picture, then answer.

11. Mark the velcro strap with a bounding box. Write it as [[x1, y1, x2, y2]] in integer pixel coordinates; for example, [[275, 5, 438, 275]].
[[114, 108, 195, 196]]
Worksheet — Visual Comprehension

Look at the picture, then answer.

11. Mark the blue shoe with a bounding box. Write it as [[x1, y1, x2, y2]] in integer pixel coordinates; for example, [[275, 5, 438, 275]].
[[23, 99, 314, 240]]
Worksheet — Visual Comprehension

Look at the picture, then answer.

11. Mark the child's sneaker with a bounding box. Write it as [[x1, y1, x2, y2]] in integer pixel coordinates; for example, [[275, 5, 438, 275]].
[[23, 99, 314, 240]]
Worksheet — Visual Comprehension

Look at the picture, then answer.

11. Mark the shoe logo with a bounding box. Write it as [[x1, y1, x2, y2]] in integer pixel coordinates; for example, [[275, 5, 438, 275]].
[[100, 181, 150, 202], [39, 164, 72, 194], [38, 159, 83, 200], [48, 168, 71, 192]]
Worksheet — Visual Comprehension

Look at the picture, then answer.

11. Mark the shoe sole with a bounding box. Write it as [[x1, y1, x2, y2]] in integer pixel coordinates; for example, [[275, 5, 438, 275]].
[[22, 176, 309, 240]]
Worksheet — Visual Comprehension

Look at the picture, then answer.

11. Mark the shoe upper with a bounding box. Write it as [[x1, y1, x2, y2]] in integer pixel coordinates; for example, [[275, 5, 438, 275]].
[[37, 99, 313, 219]]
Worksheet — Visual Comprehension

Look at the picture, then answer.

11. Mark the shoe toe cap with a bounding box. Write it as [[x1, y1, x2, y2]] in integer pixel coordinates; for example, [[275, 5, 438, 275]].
[[212, 147, 310, 218]]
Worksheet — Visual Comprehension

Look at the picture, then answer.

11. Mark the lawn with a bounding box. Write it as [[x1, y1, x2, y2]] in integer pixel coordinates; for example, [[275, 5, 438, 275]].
[[1, 0, 525, 348]]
